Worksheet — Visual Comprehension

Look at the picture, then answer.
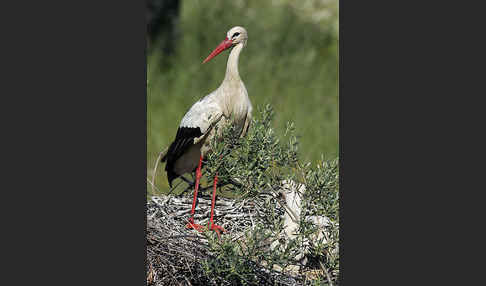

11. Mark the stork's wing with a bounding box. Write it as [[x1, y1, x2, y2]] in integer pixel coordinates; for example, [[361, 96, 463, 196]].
[[162, 97, 223, 184], [179, 98, 223, 144]]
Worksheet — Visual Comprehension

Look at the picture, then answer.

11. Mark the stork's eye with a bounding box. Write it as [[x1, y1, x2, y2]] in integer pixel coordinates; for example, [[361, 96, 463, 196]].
[[232, 32, 240, 38]]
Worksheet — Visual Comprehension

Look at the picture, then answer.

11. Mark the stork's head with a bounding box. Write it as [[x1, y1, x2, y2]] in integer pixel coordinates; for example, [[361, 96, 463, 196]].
[[227, 26, 248, 46], [203, 26, 248, 64]]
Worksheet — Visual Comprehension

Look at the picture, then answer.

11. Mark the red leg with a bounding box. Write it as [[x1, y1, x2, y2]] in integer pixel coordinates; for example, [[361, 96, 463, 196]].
[[208, 173, 227, 238], [186, 155, 204, 232]]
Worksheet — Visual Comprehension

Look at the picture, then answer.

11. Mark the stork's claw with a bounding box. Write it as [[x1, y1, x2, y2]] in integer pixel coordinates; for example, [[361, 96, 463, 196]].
[[209, 222, 227, 239]]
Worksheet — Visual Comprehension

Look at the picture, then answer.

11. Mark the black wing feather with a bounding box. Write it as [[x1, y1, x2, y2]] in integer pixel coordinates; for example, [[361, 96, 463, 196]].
[[162, 127, 203, 187]]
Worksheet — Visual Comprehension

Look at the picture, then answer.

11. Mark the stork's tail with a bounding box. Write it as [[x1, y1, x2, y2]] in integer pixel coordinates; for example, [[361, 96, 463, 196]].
[[161, 146, 177, 187]]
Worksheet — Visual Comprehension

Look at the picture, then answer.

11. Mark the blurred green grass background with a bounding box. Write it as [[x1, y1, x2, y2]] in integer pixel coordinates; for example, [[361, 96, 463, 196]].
[[148, 0, 338, 196]]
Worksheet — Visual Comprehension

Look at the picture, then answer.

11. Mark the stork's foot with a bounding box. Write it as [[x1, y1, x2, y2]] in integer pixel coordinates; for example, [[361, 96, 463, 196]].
[[209, 222, 227, 239], [186, 217, 204, 232]]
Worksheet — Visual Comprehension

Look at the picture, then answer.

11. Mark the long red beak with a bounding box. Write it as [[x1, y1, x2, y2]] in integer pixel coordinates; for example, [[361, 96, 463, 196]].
[[202, 37, 233, 64]]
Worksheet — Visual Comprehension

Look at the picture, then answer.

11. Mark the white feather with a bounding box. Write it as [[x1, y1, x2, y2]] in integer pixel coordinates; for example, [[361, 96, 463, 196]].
[[180, 94, 223, 134]]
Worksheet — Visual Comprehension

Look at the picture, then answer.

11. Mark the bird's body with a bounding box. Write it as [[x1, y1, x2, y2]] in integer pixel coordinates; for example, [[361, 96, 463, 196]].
[[170, 86, 251, 178], [161, 26, 251, 236], [162, 26, 252, 187]]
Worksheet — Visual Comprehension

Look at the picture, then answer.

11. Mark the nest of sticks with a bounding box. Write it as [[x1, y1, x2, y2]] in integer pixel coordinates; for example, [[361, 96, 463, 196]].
[[146, 192, 315, 286]]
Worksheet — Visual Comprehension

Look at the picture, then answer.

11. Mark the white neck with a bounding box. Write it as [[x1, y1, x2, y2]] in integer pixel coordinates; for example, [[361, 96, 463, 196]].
[[217, 42, 247, 118], [223, 43, 244, 83]]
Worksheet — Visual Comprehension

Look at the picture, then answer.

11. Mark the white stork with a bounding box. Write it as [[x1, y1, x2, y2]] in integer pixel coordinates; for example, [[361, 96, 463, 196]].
[[162, 26, 252, 236]]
